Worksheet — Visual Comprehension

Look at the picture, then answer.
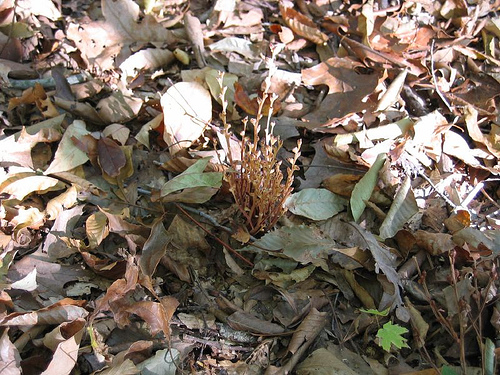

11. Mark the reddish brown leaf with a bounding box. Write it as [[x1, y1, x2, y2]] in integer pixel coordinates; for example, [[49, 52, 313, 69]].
[[0, 298, 87, 326], [93, 259, 139, 318], [415, 230, 455, 256], [280, 4, 328, 45], [301, 57, 380, 127], [80, 252, 127, 280], [97, 137, 126, 177], [123, 297, 179, 338], [139, 218, 170, 278], [234, 82, 281, 116]]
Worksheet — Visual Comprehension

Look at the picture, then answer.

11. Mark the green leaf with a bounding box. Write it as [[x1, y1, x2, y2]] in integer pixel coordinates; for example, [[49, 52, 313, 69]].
[[441, 366, 459, 375], [160, 158, 223, 199], [285, 188, 347, 220], [350, 153, 386, 222], [359, 307, 390, 316], [484, 338, 495, 375], [376, 321, 409, 352]]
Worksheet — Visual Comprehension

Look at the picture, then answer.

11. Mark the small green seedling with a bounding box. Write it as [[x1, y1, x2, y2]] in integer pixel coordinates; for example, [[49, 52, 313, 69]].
[[376, 321, 409, 352]]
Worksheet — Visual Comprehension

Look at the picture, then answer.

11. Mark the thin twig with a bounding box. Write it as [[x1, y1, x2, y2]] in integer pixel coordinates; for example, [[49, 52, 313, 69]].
[[418, 171, 457, 209], [460, 182, 484, 208], [177, 203, 234, 235]]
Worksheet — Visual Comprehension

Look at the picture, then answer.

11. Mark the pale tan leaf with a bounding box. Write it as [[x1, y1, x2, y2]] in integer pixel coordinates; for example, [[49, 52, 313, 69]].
[[45, 185, 79, 220], [102, 124, 131, 146], [40, 318, 85, 375], [135, 113, 163, 149], [161, 82, 212, 155], [2, 175, 66, 201], [376, 69, 408, 112], [96, 92, 143, 124], [42, 318, 86, 352], [119, 48, 174, 78], [44, 120, 90, 175], [66, 0, 178, 70], [0, 328, 21, 375], [86, 211, 109, 249]]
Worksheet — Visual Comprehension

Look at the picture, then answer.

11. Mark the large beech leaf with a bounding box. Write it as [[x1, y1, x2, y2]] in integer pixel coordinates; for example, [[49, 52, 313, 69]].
[[44, 120, 90, 175], [161, 82, 212, 155], [41, 318, 85, 375], [66, 0, 177, 70], [160, 158, 222, 201], [124, 297, 179, 338], [350, 153, 386, 222], [45, 185, 79, 220], [0, 114, 64, 168], [285, 188, 346, 220], [2, 175, 66, 201]]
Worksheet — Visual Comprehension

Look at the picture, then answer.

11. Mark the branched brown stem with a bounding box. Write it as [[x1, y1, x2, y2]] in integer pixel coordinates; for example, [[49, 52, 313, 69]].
[[218, 48, 301, 235]]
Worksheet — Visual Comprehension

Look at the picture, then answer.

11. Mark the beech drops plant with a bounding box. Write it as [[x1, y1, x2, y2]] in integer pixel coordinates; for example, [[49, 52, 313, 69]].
[[218, 51, 301, 235]]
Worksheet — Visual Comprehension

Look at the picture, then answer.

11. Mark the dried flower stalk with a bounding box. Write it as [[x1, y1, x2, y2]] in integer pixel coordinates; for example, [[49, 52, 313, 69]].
[[218, 54, 301, 235]]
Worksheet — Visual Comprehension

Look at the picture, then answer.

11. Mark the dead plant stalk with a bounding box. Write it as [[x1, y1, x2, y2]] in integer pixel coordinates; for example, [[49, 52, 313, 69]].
[[219, 70, 301, 235]]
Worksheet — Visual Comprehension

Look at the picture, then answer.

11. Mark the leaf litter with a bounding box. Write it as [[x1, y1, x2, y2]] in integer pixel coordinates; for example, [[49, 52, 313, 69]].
[[0, 0, 500, 374]]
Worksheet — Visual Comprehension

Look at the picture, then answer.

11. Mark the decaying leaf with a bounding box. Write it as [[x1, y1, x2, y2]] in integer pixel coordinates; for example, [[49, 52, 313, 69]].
[[0, 329, 21, 375], [139, 218, 170, 278], [0, 298, 88, 326], [301, 57, 379, 127], [3, 1, 500, 372]]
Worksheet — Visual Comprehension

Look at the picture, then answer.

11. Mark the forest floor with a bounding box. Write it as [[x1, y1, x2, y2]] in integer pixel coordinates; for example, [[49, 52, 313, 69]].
[[0, 0, 500, 374]]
